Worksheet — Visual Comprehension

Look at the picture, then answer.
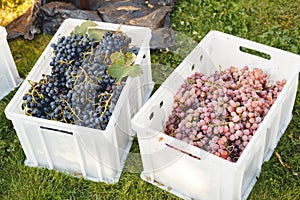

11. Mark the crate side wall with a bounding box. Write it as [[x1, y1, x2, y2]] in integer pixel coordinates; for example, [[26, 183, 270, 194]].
[[0, 26, 21, 99]]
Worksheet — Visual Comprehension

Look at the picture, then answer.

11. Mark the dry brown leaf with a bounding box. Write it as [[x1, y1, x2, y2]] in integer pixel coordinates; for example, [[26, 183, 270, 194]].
[[275, 152, 298, 176], [275, 151, 291, 169]]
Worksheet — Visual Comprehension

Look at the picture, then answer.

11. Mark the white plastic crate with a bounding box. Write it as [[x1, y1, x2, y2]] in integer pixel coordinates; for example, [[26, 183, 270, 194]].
[[5, 18, 153, 183], [0, 26, 22, 100], [132, 30, 300, 199]]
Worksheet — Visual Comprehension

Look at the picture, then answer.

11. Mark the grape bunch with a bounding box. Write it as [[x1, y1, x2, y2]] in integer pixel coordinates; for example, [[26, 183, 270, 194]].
[[69, 31, 131, 129], [164, 66, 286, 162], [22, 30, 135, 130], [22, 34, 97, 121]]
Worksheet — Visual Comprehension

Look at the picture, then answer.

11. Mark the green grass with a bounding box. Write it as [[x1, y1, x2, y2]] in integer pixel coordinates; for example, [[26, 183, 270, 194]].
[[1, 0, 300, 199]]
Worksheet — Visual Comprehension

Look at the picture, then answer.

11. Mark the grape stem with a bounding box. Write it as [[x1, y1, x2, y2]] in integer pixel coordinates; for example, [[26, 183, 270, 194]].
[[226, 145, 234, 153], [58, 59, 74, 65], [60, 99, 82, 122], [27, 80, 45, 102], [99, 92, 113, 115]]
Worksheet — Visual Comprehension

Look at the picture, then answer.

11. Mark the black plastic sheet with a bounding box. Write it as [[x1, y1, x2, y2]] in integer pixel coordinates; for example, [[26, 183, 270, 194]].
[[44, 0, 174, 10], [38, 2, 102, 35], [6, 0, 175, 49]]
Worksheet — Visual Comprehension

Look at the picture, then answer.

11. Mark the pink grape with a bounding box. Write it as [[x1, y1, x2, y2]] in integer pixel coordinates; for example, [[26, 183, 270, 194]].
[[242, 135, 248, 141], [234, 124, 241, 130], [236, 107, 244, 114], [229, 134, 236, 141], [164, 66, 285, 162], [256, 116, 262, 123], [232, 115, 240, 122]]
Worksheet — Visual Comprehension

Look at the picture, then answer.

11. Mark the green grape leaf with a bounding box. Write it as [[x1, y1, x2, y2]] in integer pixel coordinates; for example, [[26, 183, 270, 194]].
[[108, 52, 143, 82], [74, 20, 97, 36], [87, 28, 105, 42]]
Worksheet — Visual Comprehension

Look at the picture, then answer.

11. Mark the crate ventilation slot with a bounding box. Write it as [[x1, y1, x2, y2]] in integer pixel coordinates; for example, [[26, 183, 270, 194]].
[[159, 100, 164, 108], [166, 143, 201, 160], [239, 46, 271, 60], [40, 126, 73, 135], [149, 112, 154, 120]]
